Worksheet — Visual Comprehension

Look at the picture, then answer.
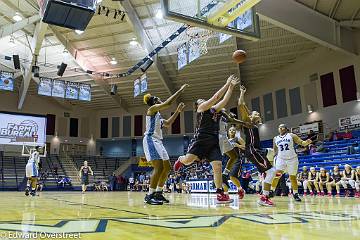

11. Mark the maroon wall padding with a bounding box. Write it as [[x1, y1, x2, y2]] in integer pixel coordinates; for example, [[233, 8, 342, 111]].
[[171, 112, 181, 134], [46, 114, 56, 135], [100, 118, 108, 138], [320, 72, 337, 107], [134, 115, 143, 136], [69, 118, 78, 137], [339, 65, 357, 103]]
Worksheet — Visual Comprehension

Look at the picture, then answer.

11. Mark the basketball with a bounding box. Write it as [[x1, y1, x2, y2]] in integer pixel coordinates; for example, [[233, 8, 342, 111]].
[[1, 1, 359, 240], [232, 50, 247, 64]]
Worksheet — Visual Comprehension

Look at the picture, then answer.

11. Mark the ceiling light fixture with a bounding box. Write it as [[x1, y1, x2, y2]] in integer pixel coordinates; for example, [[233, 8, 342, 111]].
[[75, 29, 84, 35], [121, 13, 126, 21], [129, 39, 138, 46], [110, 57, 117, 65], [9, 35, 16, 46], [155, 9, 163, 19], [307, 104, 313, 114], [62, 48, 69, 56], [13, 12, 22, 22]]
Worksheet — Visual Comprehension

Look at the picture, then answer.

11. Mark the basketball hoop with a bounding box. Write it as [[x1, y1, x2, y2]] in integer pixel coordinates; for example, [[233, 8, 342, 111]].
[[32, 134, 38, 143], [185, 26, 214, 55]]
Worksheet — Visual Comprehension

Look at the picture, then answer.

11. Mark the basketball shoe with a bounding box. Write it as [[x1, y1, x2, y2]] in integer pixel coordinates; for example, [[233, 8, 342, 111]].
[[258, 195, 274, 207]]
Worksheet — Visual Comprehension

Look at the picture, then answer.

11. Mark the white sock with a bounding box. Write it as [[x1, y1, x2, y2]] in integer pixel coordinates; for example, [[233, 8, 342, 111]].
[[293, 190, 298, 194], [149, 188, 155, 194], [156, 186, 163, 192], [263, 190, 269, 196]]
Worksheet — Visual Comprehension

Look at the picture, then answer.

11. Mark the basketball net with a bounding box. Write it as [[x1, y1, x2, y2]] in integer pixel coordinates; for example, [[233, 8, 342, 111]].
[[186, 26, 214, 55], [32, 133, 38, 144]]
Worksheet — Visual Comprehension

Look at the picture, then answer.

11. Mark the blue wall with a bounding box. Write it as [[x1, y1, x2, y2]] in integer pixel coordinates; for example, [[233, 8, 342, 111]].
[[136, 139, 144, 156], [97, 139, 132, 157], [163, 137, 185, 156], [97, 136, 186, 157]]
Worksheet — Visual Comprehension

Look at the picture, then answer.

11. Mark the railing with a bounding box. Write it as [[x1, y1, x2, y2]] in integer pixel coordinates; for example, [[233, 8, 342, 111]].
[[13, 157, 18, 189], [0, 151, 3, 183]]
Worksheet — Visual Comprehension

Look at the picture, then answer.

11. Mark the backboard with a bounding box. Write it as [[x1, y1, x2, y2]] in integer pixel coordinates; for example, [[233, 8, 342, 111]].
[[22, 143, 47, 157], [161, 0, 261, 41], [21, 135, 47, 158]]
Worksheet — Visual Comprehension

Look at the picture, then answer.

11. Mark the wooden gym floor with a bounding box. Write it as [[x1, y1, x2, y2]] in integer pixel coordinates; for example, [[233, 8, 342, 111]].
[[0, 192, 359, 240]]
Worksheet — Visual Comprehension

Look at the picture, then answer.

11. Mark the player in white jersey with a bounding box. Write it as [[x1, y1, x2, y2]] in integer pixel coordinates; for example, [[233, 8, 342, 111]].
[[25, 146, 41, 196], [271, 124, 312, 202], [219, 111, 249, 199], [143, 84, 188, 205]]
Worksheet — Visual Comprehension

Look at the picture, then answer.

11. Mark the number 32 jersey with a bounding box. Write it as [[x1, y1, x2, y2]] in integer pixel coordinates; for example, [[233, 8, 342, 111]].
[[274, 133, 297, 160]]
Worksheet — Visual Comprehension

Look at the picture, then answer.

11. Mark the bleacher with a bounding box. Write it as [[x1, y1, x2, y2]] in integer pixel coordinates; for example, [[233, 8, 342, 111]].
[[71, 155, 129, 182], [0, 152, 67, 190], [298, 138, 360, 170]]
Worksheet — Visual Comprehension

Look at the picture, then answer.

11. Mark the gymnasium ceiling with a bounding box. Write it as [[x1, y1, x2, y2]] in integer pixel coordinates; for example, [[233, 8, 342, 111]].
[[0, 0, 359, 111]]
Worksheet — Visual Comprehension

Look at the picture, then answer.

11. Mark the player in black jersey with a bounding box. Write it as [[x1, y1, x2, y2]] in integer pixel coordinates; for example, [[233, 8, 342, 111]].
[[307, 167, 319, 196], [316, 168, 330, 196], [355, 166, 360, 198], [340, 164, 355, 197], [326, 165, 342, 197], [297, 166, 309, 194], [238, 85, 277, 206], [79, 161, 93, 193], [174, 75, 240, 204]]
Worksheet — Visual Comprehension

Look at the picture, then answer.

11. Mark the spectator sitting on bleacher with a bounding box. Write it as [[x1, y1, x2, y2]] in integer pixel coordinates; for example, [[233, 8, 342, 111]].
[[347, 142, 360, 155], [100, 181, 108, 191], [94, 181, 101, 191], [343, 129, 353, 140], [326, 165, 342, 197], [340, 164, 355, 197], [307, 130, 318, 144], [328, 130, 336, 142], [355, 166, 360, 198], [129, 176, 134, 191], [309, 145, 318, 155], [57, 176, 72, 187], [317, 168, 330, 196]]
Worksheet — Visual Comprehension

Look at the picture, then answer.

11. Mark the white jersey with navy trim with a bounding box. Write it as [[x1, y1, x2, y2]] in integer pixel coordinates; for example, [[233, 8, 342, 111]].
[[28, 151, 40, 165], [219, 117, 228, 137], [274, 133, 297, 160], [144, 112, 164, 139], [26, 151, 40, 178], [143, 112, 169, 161]]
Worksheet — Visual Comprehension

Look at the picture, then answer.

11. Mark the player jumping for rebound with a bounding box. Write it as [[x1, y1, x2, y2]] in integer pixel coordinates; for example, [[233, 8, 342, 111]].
[[25, 146, 41, 196], [271, 124, 312, 202], [220, 112, 250, 199], [174, 75, 240, 204], [237, 85, 277, 206], [143, 84, 188, 205]]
